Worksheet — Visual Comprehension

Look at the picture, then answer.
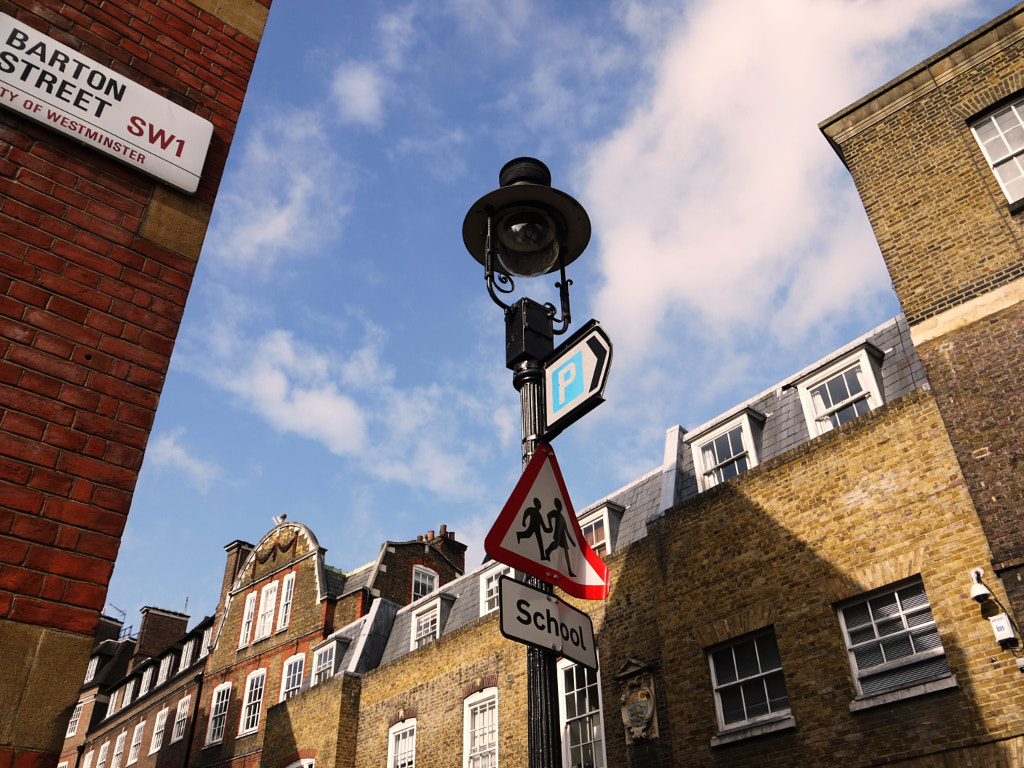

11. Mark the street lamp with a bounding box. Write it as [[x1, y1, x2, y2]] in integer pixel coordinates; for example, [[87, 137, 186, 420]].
[[463, 157, 591, 768]]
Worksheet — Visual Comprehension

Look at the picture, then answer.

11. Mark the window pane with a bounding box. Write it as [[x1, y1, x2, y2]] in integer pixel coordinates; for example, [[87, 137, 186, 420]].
[[719, 686, 745, 724], [734, 640, 759, 679], [741, 678, 769, 718], [853, 644, 885, 669], [756, 633, 782, 670], [765, 671, 789, 711], [711, 648, 736, 685]]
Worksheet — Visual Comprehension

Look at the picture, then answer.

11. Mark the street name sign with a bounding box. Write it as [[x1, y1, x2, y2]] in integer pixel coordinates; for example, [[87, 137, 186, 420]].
[[543, 319, 612, 440], [485, 442, 610, 599], [0, 13, 214, 193], [499, 576, 597, 669]]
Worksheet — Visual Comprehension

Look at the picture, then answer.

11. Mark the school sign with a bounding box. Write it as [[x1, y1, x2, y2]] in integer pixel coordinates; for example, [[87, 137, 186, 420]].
[[0, 13, 213, 193]]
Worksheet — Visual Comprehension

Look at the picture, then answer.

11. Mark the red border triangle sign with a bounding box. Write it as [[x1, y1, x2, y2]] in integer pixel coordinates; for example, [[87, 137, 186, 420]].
[[485, 443, 610, 600]]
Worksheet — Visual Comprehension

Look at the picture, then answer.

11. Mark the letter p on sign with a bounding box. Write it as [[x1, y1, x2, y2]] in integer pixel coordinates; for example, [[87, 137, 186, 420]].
[[552, 351, 583, 413]]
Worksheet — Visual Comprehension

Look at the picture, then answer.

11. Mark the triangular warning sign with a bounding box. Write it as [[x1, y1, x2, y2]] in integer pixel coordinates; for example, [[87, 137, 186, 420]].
[[485, 443, 610, 600]]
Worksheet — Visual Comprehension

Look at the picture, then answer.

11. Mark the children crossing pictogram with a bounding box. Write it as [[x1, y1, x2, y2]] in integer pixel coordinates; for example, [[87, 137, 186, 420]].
[[485, 443, 609, 600]]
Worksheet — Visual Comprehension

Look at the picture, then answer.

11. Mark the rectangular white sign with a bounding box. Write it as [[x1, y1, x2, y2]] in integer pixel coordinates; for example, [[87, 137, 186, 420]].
[[0, 13, 213, 193], [499, 576, 597, 669]]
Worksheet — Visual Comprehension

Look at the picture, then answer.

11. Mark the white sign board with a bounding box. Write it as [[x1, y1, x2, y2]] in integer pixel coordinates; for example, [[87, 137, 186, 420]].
[[0, 13, 213, 193], [543, 320, 612, 440], [499, 576, 597, 669]]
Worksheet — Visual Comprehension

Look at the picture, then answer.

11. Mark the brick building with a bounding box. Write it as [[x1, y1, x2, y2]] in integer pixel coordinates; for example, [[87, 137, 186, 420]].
[[0, 0, 273, 764], [59, 522, 467, 768]]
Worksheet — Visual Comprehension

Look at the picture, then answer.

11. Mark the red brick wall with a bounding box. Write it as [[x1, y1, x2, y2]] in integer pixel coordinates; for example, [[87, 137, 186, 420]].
[[0, 0, 267, 634]]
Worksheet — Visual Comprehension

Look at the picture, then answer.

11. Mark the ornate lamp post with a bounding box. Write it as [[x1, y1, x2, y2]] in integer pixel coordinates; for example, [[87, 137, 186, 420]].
[[463, 157, 591, 768]]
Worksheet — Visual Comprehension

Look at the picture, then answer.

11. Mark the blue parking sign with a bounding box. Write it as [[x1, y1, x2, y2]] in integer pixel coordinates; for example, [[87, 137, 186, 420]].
[[551, 350, 584, 413]]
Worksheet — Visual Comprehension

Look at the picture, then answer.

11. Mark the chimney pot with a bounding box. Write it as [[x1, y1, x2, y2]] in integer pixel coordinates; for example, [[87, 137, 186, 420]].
[[428, 530, 435, 540]]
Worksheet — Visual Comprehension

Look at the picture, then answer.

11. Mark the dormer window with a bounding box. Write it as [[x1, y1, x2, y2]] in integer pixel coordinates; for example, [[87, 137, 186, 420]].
[[84, 656, 98, 683], [577, 502, 624, 558], [689, 410, 764, 492], [479, 563, 512, 616], [795, 345, 883, 438], [412, 566, 438, 602]]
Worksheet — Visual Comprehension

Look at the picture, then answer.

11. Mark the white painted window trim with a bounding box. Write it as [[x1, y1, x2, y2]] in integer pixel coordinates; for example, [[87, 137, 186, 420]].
[[105, 688, 119, 719], [387, 719, 416, 768], [139, 666, 153, 695], [410, 598, 441, 651], [971, 95, 1024, 204], [149, 708, 168, 754], [578, 508, 610, 558], [156, 654, 173, 686], [463, 687, 498, 768], [795, 347, 883, 438], [479, 564, 512, 617], [689, 411, 762, 492], [312, 643, 337, 685], [66, 701, 84, 736], [84, 656, 98, 683], [411, 565, 438, 602], [707, 628, 793, 740], [170, 695, 191, 743], [556, 658, 608, 768], [238, 591, 257, 648], [837, 577, 953, 702], [179, 638, 196, 671], [110, 732, 126, 768], [204, 682, 232, 746], [279, 653, 306, 702], [277, 572, 296, 631], [200, 626, 212, 658], [254, 581, 279, 642], [95, 742, 109, 768], [121, 679, 135, 708], [238, 668, 266, 736], [82, 752, 94, 768], [126, 721, 145, 765]]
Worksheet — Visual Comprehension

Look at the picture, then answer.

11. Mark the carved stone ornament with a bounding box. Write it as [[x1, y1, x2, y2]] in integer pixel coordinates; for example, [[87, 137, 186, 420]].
[[614, 658, 659, 744]]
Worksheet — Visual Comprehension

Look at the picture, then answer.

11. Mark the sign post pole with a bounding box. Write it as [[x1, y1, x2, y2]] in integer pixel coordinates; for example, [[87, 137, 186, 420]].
[[510, 325, 562, 768]]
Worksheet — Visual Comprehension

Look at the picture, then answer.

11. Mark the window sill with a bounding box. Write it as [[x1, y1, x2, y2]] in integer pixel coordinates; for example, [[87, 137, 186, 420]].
[[1008, 197, 1024, 215], [201, 741, 223, 750], [710, 714, 795, 747], [849, 674, 957, 712], [236, 728, 259, 739]]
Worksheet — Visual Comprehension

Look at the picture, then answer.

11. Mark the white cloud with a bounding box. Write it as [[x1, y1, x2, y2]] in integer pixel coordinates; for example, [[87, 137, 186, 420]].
[[204, 111, 348, 275], [584, 0, 970, 373], [147, 429, 221, 492], [332, 63, 389, 126]]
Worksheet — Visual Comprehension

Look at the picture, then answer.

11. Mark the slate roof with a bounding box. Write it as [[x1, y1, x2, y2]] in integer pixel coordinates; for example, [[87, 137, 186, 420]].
[[373, 315, 930, 668]]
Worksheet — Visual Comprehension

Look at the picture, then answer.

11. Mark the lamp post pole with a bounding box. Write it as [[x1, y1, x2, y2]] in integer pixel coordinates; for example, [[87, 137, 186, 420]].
[[463, 158, 592, 768]]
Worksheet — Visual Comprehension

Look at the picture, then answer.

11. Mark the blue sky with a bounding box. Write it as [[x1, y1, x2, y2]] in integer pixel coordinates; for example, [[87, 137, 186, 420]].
[[103, 0, 1015, 628]]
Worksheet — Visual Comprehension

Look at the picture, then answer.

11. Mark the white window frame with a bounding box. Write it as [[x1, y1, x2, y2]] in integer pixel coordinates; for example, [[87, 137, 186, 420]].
[[126, 722, 145, 766], [312, 643, 337, 684], [578, 509, 609, 558], [121, 679, 135, 708], [200, 626, 212, 658], [82, 752, 94, 768], [110, 731, 126, 768], [410, 599, 440, 650], [277, 572, 296, 631], [463, 688, 498, 768], [66, 701, 84, 737], [149, 708, 168, 754], [411, 565, 438, 602], [689, 411, 762, 492], [280, 653, 305, 701], [171, 695, 191, 743], [387, 719, 416, 768], [139, 666, 153, 696], [84, 656, 98, 683], [238, 668, 266, 736], [204, 682, 232, 746], [796, 347, 883, 438], [105, 688, 119, 719], [557, 659, 607, 768], [179, 638, 196, 671], [156, 654, 174, 686], [708, 628, 792, 734], [838, 577, 953, 703], [253, 581, 278, 642], [238, 591, 257, 648], [479, 564, 511, 617], [95, 742, 109, 768], [971, 95, 1024, 204]]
